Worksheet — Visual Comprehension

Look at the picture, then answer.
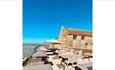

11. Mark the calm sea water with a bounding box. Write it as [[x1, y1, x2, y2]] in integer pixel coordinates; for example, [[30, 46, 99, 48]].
[[23, 44, 39, 58]]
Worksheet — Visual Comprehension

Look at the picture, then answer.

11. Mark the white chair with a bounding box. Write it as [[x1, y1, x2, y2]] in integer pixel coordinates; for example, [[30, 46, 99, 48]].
[[55, 50, 59, 53], [77, 58, 84, 64], [89, 58, 92, 62], [79, 50, 82, 55], [52, 59, 61, 64], [52, 65, 59, 70], [65, 66, 69, 70], [72, 62, 77, 67], [83, 59, 89, 64]]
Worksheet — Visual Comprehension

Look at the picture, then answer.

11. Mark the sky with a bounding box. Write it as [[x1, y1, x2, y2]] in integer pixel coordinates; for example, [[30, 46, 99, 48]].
[[23, 0, 92, 43]]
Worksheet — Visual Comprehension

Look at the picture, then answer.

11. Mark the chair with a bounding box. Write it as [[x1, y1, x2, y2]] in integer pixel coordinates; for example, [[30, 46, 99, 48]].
[[72, 62, 77, 67], [83, 59, 89, 64], [77, 58, 84, 64], [89, 58, 92, 62]]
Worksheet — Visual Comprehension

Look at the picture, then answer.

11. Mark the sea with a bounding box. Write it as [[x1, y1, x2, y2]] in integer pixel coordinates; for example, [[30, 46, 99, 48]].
[[23, 44, 40, 58]]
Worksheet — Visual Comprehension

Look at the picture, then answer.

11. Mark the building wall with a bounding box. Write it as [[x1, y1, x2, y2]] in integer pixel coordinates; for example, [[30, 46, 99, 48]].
[[67, 35, 73, 48], [59, 27, 92, 49], [73, 36, 82, 48], [84, 36, 92, 49], [59, 28, 68, 48]]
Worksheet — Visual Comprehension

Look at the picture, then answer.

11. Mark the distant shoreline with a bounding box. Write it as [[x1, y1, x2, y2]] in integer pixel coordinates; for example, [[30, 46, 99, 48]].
[[23, 43, 40, 45], [23, 44, 40, 58]]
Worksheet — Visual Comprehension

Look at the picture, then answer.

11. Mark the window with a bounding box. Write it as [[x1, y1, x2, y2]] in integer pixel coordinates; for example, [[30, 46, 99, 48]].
[[73, 35, 77, 40], [81, 36, 85, 40], [91, 43, 93, 45], [63, 35, 66, 37], [85, 43, 88, 46]]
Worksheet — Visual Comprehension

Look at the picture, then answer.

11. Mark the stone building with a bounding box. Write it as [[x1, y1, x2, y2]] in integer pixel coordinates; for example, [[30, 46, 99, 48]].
[[58, 26, 92, 50]]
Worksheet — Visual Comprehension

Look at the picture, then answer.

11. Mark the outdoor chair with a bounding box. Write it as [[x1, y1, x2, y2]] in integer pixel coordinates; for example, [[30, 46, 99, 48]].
[[83, 59, 90, 64], [89, 58, 92, 62], [77, 58, 84, 64], [72, 62, 77, 67]]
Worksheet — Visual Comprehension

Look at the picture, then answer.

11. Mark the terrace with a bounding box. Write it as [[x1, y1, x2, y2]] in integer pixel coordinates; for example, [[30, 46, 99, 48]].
[[23, 46, 92, 70]]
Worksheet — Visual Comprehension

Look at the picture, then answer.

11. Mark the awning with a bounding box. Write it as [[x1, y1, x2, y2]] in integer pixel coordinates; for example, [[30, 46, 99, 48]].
[[44, 39, 63, 44]]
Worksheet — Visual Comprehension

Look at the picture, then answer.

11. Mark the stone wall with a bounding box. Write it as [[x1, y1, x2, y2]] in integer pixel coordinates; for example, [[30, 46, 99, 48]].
[[73, 36, 82, 48], [58, 27, 92, 49], [85, 36, 92, 49], [72, 36, 92, 49], [67, 35, 73, 48]]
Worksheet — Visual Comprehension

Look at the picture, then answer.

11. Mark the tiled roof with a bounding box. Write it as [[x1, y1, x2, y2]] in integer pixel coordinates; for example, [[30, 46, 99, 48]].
[[63, 28, 92, 37]]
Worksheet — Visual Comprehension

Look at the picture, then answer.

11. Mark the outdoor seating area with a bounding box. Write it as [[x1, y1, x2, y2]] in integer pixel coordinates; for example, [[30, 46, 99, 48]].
[[23, 46, 92, 70]]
